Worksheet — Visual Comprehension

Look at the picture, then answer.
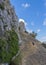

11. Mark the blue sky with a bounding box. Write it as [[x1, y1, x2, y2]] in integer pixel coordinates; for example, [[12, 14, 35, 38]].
[[10, 0, 46, 42]]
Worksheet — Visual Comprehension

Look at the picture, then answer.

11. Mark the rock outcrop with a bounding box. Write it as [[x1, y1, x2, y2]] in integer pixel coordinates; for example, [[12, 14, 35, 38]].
[[19, 21, 26, 32], [19, 32, 46, 65], [0, 0, 18, 37]]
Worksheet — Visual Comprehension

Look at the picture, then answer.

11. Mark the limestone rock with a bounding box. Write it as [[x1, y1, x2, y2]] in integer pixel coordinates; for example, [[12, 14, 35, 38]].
[[0, 0, 18, 37], [19, 32, 46, 65], [19, 21, 26, 32]]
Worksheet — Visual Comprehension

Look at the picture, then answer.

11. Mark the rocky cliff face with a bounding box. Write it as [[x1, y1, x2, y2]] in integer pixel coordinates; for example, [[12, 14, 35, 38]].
[[0, 0, 18, 37], [19, 32, 46, 65], [0, 0, 46, 65]]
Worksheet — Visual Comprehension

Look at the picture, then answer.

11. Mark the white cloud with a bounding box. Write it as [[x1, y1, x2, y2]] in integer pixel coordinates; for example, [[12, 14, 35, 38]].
[[31, 22, 34, 26], [40, 36, 46, 42], [43, 18, 46, 26], [44, 2, 46, 6], [37, 29, 41, 33], [43, 0, 46, 7], [22, 3, 30, 8], [44, 13, 46, 16], [27, 29, 32, 33], [42, 36, 46, 39], [19, 19, 27, 26]]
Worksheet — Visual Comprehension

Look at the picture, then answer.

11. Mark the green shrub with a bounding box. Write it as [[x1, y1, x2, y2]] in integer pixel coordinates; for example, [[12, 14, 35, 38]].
[[30, 31, 37, 38], [0, 3, 4, 10], [25, 30, 28, 33], [0, 30, 19, 63], [0, 38, 7, 63]]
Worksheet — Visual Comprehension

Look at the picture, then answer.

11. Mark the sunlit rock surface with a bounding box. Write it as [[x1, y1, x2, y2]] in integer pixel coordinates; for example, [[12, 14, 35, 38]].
[[0, 0, 18, 37], [0, 0, 46, 65]]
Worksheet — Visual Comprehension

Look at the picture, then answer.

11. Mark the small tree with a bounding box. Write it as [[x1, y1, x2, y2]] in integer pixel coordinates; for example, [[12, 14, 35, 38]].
[[25, 30, 28, 33], [31, 31, 37, 38]]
